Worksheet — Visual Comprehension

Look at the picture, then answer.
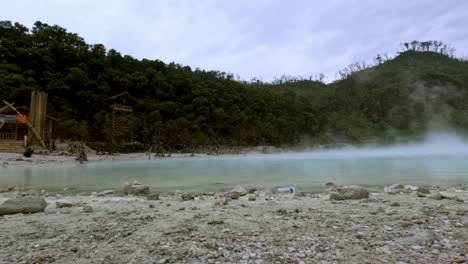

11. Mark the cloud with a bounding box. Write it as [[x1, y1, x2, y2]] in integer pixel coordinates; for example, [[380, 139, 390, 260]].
[[2, 0, 468, 81]]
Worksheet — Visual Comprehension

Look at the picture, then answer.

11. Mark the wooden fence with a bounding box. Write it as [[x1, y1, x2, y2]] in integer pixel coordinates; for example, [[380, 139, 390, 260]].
[[0, 133, 16, 140]]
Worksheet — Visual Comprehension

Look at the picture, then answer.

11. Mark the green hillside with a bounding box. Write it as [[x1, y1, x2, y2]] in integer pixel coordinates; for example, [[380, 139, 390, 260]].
[[1, 21, 468, 151]]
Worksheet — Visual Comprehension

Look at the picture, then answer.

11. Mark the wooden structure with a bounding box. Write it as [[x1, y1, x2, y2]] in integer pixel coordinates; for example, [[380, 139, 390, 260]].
[[108, 92, 136, 143], [28, 91, 48, 146], [0, 91, 54, 152], [0, 104, 27, 152]]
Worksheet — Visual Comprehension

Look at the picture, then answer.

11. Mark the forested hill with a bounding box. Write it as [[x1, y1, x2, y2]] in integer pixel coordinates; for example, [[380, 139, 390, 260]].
[[1, 21, 468, 150]]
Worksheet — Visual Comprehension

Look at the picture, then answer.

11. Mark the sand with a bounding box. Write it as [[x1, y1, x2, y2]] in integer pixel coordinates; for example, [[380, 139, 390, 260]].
[[0, 186, 467, 264]]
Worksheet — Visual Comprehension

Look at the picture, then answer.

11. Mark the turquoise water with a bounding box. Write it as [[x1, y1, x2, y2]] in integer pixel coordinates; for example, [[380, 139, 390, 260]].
[[1, 147, 468, 193]]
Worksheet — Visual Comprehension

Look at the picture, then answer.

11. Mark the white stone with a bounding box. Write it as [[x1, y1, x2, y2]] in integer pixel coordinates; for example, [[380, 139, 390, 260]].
[[55, 199, 74, 208]]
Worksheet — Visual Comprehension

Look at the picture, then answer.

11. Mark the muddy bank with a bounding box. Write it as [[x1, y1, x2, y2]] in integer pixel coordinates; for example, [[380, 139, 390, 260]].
[[0, 186, 467, 264]]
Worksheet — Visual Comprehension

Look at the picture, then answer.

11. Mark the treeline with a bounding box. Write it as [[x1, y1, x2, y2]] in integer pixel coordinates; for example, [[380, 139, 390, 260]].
[[1, 21, 468, 151], [0, 21, 320, 150]]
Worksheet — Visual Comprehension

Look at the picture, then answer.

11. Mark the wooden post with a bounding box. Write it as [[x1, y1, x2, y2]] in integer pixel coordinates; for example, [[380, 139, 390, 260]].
[[2, 100, 46, 149]]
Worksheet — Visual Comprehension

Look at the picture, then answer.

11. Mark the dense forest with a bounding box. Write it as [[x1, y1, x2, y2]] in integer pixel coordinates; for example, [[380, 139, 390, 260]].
[[1, 21, 468, 152]]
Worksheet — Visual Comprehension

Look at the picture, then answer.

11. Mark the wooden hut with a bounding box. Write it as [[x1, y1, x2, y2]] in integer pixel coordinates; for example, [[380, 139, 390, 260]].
[[0, 91, 55, 152]]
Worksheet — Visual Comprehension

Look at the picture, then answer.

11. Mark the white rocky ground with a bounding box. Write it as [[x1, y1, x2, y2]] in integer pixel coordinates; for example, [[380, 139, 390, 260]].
[[0, 186, 467, 264]]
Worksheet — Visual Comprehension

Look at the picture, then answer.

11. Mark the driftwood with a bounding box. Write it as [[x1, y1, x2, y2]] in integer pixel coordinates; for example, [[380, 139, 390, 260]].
[[1, 100, 46, 149]]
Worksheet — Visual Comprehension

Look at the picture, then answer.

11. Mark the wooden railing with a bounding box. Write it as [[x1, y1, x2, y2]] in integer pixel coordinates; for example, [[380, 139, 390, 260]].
[[0, 133, 16, 140], [111, 104, 133, 112]]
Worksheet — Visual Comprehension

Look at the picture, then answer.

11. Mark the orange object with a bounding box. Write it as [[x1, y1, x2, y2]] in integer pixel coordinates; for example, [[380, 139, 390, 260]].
[[16, 114, 27, 124]]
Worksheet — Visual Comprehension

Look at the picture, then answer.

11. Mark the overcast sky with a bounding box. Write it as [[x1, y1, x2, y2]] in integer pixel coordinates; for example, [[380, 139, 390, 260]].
[[3, 0, 468, 82]]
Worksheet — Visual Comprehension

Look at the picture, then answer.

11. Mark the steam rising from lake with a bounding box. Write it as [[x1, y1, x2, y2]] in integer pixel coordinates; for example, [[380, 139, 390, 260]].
[[1, 132, 468, 193], [290, 132, 468, 160]]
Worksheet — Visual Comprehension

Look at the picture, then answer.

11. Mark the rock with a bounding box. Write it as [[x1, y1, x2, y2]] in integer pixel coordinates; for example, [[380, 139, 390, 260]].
[[396, 231, 435, 247], [230, 186, 247, 196], [149, 204, 155, 209], [158, 258, 167, 264], [329, 192, 345, 200], [390, 202, 400, 207], [440, 192, 458, 200], [427, 192, 443, 200], [248, 195, 256, 201], [223, 192, 240, 200], [324, 182, 335, 188], [147, 193, 159, 200], [0, 196, 47, 216], [405, 185, 419, 191], [415, 186, 430, 194], [207, 220, 224, 225], [449, 258, 466, 263], [97, 190, 114, 197], [0, 186, 15, 193], [82, 205, 94, 213], [329, 186, 369, 200], [416, 192, 427, 198], [122, 180, 150, 196], [181, 193, 195, 201], [384, 183, 405, 193], [55, 199, 74, 208], [248, 188, 257, 194], [214, 198, 229, 206]]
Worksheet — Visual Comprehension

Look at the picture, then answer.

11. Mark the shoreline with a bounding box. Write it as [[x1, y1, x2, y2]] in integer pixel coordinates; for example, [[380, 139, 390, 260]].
[[0, 185, 467, 263], [0, 148, 278, 167]]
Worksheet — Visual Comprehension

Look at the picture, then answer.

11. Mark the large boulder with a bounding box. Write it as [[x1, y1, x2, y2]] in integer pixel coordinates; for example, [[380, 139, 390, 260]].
[[330, 186, 369, 200], [0, 196, 47, 216], [122, 180, 150, 196]]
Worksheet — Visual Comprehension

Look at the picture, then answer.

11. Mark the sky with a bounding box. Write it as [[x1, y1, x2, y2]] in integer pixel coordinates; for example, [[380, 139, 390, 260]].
[[2, 0, 468, 82]]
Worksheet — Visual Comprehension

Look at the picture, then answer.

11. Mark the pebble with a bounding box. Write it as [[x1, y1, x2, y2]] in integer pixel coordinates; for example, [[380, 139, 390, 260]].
[[82, 205, 94, 213], [384, 226, 393, 231]]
